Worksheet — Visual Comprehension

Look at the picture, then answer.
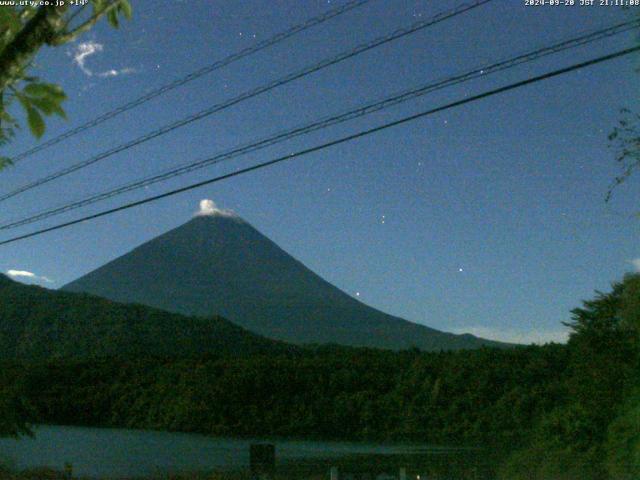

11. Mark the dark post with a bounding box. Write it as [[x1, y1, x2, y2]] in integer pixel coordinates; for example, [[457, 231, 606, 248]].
[[250, 443, 276, 479], [63, 462, 73, 480], [330, 466, 339, 480]]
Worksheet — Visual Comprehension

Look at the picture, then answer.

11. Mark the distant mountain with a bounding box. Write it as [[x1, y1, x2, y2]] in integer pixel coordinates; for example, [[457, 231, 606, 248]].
[[63, 212, 507, 350], [0, 274, 289, 360]]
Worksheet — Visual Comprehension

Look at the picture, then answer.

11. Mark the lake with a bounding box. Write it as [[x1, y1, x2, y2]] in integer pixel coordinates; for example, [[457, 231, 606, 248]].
[[0, 425, 458, 479]]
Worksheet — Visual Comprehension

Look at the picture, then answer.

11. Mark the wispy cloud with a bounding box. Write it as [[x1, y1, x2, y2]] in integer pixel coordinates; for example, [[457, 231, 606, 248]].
[[631, 258, 640, 272], [452, 325, 569, 345], [97, 67, 136, 78], [70, 41, 103, 76], [6, 269, 52, 284], [69, 41, 136, 78]]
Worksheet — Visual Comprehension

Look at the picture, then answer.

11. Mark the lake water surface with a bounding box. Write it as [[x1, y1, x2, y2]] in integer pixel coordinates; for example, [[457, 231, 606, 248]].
[[0, 425, 447, 478]]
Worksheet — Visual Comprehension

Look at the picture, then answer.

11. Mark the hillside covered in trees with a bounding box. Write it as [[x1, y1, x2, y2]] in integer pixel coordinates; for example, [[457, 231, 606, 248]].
[[0, 274, 292, 360], [0, 274, 637, 480]]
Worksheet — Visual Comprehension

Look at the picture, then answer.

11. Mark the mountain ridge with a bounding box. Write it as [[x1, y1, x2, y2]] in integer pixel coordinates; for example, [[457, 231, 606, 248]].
[[63, 213, 508, 350]]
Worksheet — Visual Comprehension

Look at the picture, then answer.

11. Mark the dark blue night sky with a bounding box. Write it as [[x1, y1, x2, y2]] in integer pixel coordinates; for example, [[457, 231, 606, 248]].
[[1, 0, 639, 343]]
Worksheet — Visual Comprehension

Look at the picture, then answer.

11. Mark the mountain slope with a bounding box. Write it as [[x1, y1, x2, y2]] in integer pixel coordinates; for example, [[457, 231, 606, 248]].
[[0, 274, 290, 360], [63, 213, 507, 350]]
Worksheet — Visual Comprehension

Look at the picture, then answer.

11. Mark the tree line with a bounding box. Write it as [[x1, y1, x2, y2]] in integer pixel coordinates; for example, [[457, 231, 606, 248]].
[[0, 274, 638, 479]]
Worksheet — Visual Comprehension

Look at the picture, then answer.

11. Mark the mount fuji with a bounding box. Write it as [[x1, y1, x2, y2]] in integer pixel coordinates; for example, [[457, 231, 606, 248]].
[[63, 204, 506, 351]]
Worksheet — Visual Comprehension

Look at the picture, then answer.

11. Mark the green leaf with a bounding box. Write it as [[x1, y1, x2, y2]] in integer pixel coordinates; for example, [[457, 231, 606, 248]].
[[91, 0, 106, 15], [107, 8, 119, 28], [24, 83, 67, 103], [19, 6, 37, 21], [119, 0, 133, 20], [24, 83, 52, 98], [0, 8, 21, 36], [0, 110, 13, 123], [51, 103, 67, 119], [33, 98, 66, 119], [0, 156, 13, 170], [25, 105, 45, 138], [29, 97, 57, 115]]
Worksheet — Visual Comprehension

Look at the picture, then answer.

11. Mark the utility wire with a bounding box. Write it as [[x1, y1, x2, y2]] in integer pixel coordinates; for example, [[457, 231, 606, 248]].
[[0, 44, 637, 247], [9, 0, 373, 163], [0, 18, 637, 231], [0, 0, 491, 203]]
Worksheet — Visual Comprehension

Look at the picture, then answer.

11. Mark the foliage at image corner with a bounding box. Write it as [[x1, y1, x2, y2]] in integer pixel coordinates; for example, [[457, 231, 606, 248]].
[[0, 0, 132, 168], [607, 108, 640, 204], [497, 273, 640, 480]]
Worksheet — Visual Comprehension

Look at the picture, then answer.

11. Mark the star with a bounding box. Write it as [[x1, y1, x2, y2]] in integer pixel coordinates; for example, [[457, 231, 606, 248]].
[[355, 292, 360, 297], [458, 268, 464, 272]]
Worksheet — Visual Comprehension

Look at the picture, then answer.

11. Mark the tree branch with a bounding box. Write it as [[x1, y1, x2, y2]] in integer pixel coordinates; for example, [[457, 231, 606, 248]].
[[0, 5, 68, 94], [50, 1, 121, 46]]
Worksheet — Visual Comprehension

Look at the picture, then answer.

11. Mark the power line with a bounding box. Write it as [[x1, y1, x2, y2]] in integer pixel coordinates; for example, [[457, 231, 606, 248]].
[[9, 0, 373, 163], [0, 0, 492, 204], [0, 44, 637, 247], [2, 18, 637, 231]]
